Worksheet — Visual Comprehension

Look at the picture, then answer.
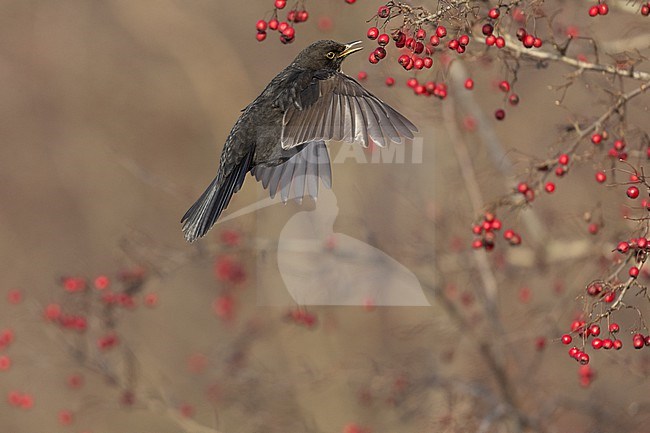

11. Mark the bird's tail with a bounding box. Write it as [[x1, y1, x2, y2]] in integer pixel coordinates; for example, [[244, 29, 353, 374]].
[[181, 151, 254, 242]]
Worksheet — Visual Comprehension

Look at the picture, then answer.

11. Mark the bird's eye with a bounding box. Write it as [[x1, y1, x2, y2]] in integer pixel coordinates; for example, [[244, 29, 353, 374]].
[[326, 51, 336, 59]]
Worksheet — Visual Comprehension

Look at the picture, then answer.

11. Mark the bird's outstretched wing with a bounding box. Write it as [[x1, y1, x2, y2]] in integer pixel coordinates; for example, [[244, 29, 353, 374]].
[[251, 140, 331, 203], [281, 72, 418, 150]]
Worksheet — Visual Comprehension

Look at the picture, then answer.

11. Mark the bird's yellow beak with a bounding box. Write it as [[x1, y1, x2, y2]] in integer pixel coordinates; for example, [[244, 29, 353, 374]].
[[338, 40, 363, 58]]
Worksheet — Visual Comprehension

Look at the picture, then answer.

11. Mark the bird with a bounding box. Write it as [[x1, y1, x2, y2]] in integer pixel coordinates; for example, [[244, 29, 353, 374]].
[[181, 40, 418, 242]]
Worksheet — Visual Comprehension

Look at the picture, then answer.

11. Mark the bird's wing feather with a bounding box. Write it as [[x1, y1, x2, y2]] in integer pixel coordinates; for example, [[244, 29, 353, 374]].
[[281, 72, 418, 150], [251, 141, 331, 204]]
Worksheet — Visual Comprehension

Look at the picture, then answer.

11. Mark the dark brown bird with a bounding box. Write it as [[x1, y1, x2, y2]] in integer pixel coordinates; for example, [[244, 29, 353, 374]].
[[181, 40, 417, 242]]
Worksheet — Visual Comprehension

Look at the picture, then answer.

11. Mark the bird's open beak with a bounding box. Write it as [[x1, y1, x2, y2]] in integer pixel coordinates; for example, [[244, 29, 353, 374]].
[[338, 40, 363, 58]]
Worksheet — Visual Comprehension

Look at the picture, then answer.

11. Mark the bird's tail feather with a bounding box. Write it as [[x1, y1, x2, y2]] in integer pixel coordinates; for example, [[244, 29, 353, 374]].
[[181, 151, 253, 242]]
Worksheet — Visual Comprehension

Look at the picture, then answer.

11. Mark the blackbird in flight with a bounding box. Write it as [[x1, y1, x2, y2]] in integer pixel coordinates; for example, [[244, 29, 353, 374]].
[[181, 40, 418, 242]]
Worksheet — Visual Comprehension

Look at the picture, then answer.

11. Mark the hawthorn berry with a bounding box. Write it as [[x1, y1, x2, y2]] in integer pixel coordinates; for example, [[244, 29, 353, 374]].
[[256, 20, 267, 32], [633, 333, 645, 349], [589, 324, 601, 336], [495, 109, 505, 120], [602, 338, 614, 349], [598, 3, 609, 15], [458, 34, 470, 46], [616, 241, 630, 253], [613, 339, 623, 350], [499, 80, 510, 92], [256, 32, 267, 42], [588, 5, 599, 16], [377, 5, 390, 18], [627, 186, 640, 199], [485, 35, 496, 46], [495, 37, 506, 48], [591, 133, 603, 144], [629, 266, 640, 278], [545, 182, 556, 193], [558, 154, 569, 165], [377, 33, 390, 46], [436, 26, 447, 38], [561, 334, 572, 344], [595, 171, 607, 183], [591, 338, 603, 349], [642, 4, 650, 15], [482, 24, 494, 35], [367, 27, 379, 40], [268, 18, 279, 30], [488, 7, 500, 19], [385, 77, 395, 86], [508, 94, 520, 105], [523, 34, 535, 48], [609, 323, 620, 333], [464, 78, 474, 90], [274, 0, 286, 9]]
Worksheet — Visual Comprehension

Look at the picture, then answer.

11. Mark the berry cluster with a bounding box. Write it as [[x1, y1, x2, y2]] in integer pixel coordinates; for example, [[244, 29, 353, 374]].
[[255, 0, 358, 43], [588, 2, 609, 17], [254, 0, 306, 44], [471, 211, 521, 250], [284, 308, 318, 328], [514, 27, 543, 49]]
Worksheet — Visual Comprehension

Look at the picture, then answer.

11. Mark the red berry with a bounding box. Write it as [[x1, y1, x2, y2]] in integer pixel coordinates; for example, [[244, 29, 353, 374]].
[[627, 186, 640, 199], [488, 8, 500, 19], [561, 334, 573, 344], [617, 241, 630, 253], [368, 53, 379, 64], [485, 35, 496, 46], [613, 339, 623, 349], [630, 266, 640, 278], [429, 35, 440, 46], [274, 0, 286, 9], [545, 182, 556, 193], [256, 20, 267, 31], [633, 333, 645, 349], [609, 323, 620, 333], [385, 77, 395, 86], [378, 33, 390, 46], [256, 32, 267, 42], [268, 18, 279, 30], [595, 171, 607, 183], [558, 154, 569, 165], [588, 223, 599, 235], [374, 47, 386, 59], [416, 28, 426, 39], [495, 109, 505, 120], [598, 3, 609, 15], [523, 34, 535, 48], [578, 352, 590, 365], [603, 291, 616, 303], [378, 5, 390, 18], [642, 4, 650, 15], [591, 338, 603, 349], [589, 324, 601, 336], [568, 346, 579, 357], [465, 78, 474, 90], [458, 34, 470, 46], [508, 94, 520, 105], [588, 5, 599, 16], [482, 24, 494, 35], [436, 26, 447, 38], [423, 57, 433, 68], [367, 27, 379, 40], [533, 38, 543, 48], [499, 80, 510, 92], [517, 182, 529, 193], [602, 338, 614, 349], [357, 71, 368, 81], [448, 39, 459, 50], [495, 37, 506, 48]]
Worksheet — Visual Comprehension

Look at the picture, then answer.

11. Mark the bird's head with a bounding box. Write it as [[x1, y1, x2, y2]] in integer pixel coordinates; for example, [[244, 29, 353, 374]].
[[291, 40, 363, 71]]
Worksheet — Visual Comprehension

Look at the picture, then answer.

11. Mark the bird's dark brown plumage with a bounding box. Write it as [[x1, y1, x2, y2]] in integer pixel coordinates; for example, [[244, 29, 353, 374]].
[[181, 40, 418, 242]]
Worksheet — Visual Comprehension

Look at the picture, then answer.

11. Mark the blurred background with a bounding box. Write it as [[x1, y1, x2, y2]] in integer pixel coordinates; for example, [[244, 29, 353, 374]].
[[1, 0, 649, 432]]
